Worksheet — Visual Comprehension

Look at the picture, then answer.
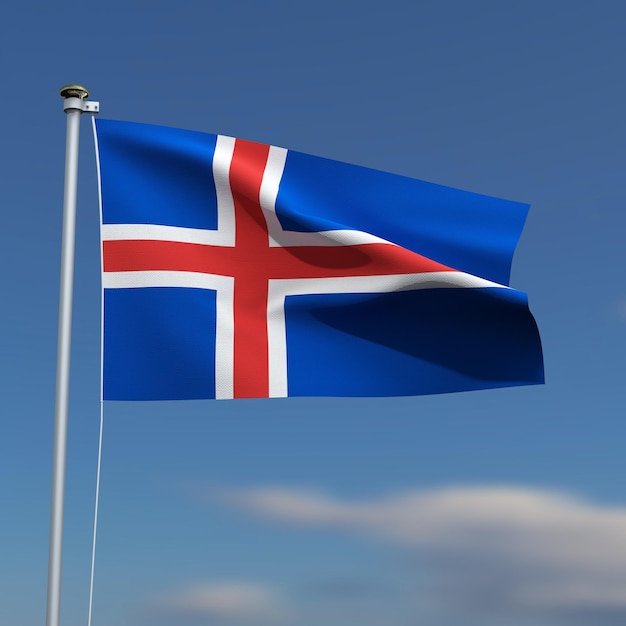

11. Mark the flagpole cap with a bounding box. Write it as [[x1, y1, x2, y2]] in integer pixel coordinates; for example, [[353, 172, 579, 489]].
[[59, 84, 90, 100]]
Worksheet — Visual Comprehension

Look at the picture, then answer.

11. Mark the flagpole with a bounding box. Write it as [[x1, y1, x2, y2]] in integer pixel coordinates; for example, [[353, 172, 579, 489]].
[[46, 85, 99, 626]]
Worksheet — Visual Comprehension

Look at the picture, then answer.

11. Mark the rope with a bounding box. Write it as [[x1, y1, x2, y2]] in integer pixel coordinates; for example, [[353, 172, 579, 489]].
[[87, 400, 104, 626]]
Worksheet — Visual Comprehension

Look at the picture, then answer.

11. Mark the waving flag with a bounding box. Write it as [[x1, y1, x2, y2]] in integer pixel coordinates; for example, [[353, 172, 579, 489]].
[[94, 119, 543, 401]]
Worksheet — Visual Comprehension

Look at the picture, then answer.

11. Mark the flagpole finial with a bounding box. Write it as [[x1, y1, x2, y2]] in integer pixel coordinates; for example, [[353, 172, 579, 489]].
[[59, 84, 90, 100]]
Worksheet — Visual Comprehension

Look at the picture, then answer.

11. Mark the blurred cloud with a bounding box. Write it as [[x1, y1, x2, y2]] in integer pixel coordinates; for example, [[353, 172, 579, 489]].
[[153, 581, 290, 625], [219, 485, 626, 618]]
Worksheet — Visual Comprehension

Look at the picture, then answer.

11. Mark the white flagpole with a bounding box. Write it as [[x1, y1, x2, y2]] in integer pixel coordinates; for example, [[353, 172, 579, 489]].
[[46, 85, 99, 626]]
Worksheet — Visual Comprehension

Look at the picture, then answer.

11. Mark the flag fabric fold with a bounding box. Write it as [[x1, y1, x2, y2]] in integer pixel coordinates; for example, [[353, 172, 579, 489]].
[[94, 118, 543, 401]]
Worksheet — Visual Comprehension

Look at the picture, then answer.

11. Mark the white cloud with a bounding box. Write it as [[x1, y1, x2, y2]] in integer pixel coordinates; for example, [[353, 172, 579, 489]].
[[220, 485, 626, 614], [157, 581, 289, 624]]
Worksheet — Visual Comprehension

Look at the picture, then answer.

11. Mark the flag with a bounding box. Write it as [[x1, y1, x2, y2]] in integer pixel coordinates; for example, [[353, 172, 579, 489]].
[[93, 118, 543, 401]]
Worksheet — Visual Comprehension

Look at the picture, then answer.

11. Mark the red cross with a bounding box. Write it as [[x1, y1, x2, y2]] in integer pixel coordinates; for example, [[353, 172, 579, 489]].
[[103, 139, 453, 398]]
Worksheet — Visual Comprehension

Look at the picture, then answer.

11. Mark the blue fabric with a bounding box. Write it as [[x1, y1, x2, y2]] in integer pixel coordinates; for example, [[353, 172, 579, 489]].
[[285, 288, 542, 397], [277, 151, 528, 286], [97, 119, 219, 230], [104, 288, 217, 400]]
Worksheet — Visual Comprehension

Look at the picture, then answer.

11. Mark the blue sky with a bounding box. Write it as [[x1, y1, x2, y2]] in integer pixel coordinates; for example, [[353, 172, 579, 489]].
[[1, 1, 625, 625]]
